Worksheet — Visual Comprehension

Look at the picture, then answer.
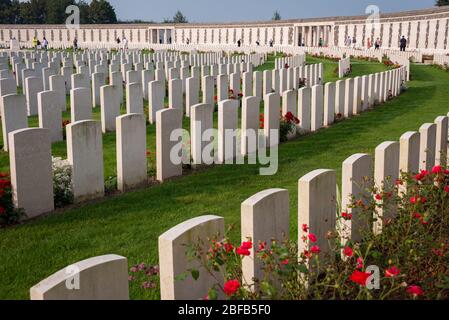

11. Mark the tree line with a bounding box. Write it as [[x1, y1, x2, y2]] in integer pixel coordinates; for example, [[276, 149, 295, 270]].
[[0, 0, 117, 24]]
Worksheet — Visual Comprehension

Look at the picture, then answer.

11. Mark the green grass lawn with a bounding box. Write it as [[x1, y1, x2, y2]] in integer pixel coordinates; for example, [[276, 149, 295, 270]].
[[1, 57, 445, 300]]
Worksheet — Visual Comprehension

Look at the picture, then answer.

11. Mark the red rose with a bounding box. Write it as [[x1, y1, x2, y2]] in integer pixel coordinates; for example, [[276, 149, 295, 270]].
[[302, 224, 309, 232], [308, 233, 317, 243], [432, 165, 442, 174], [236, 247, 250, 256], [310, 245, 321, 254], [343, 246, 353, 257], [224, 242, 234, 253], [240, 241, 252, 250], [385, 266, 400, 278], [342, 212, 352, 220], [406, 285, 424, 297], [281, 259, 289, 265], [223, 279, 240, 296], [445, 186, 449, 194], [349, 270, 370, 286], [375, 194, 382, 201]]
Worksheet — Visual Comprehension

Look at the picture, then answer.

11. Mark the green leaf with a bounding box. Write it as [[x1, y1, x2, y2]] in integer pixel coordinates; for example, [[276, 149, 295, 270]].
[[208, 288, 218, 300], [191, 269, 200, 281], [298, 265, 309, 274]]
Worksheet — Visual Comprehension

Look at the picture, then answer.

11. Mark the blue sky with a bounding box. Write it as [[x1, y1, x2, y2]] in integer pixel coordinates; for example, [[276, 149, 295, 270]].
[[106, 0, 437, 23]]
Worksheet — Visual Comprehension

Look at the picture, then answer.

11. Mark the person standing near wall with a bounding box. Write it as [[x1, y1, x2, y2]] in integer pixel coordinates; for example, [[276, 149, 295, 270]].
[[42, 37, 48, 51], [73, 37, 78, 51], [400, 36, 407, 52], [32, 36, 38, 52], [123, 36, 128, 50]]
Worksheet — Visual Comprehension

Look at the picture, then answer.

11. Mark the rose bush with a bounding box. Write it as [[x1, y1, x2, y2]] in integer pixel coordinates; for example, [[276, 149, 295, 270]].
[[179, 165, 449, 300]]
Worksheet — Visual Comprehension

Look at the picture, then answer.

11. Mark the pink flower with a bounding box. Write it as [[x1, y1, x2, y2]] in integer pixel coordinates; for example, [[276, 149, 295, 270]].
[[356, 257, 364, 269], [385, 266, 400, 278]]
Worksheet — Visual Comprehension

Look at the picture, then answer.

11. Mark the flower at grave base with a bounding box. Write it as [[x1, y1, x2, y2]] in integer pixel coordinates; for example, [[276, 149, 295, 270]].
[[214, 95, 218, 102], [395, 179, 403, 186], [138, 262, 146, 271], [310, 245, 321, 254], [432, 165, 442, 174], [343, 246, 354, 258], [349, 270, 370, 286], [410, 196, 426, 204], [0, 179, 11, 189], [0, 172, 9, 178], [224, 242, 234, 253], [413, 213, 422, 219], [356, 257, 364, 269], [308, 233, 317, 243], [341, 212, 352, 220], [385, 266, 400, 278], [414, 173, 425, 181], [281, 259, 289, 265], [240, 241, 252, 250], [444, 186, 449, 194], [236, 241, 252, 256], [142, 281, 156, 289], [375, 194, 382, 201], [223, 279, 240, 296], [258, 241, 267, 251], [130, 266, 138, 273], [406, 285, 424, 298], [238, 93, 243, 98], [302, 224, 309, 233]]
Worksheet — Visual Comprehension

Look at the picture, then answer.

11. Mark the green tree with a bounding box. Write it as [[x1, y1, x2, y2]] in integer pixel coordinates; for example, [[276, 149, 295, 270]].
[[172, 10, 188, 23], [45, 0, 74, 24], [20, 0, 47, 24], [0, 0, 14, 23], [272, 10, 281, 20], [77, 0, 91, 24], [436, 0, 449, 5], [89, 0, 117, 24]]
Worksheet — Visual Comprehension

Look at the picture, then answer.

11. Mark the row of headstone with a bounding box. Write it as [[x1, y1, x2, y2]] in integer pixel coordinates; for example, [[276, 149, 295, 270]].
[[29, 108, 448, 299]]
